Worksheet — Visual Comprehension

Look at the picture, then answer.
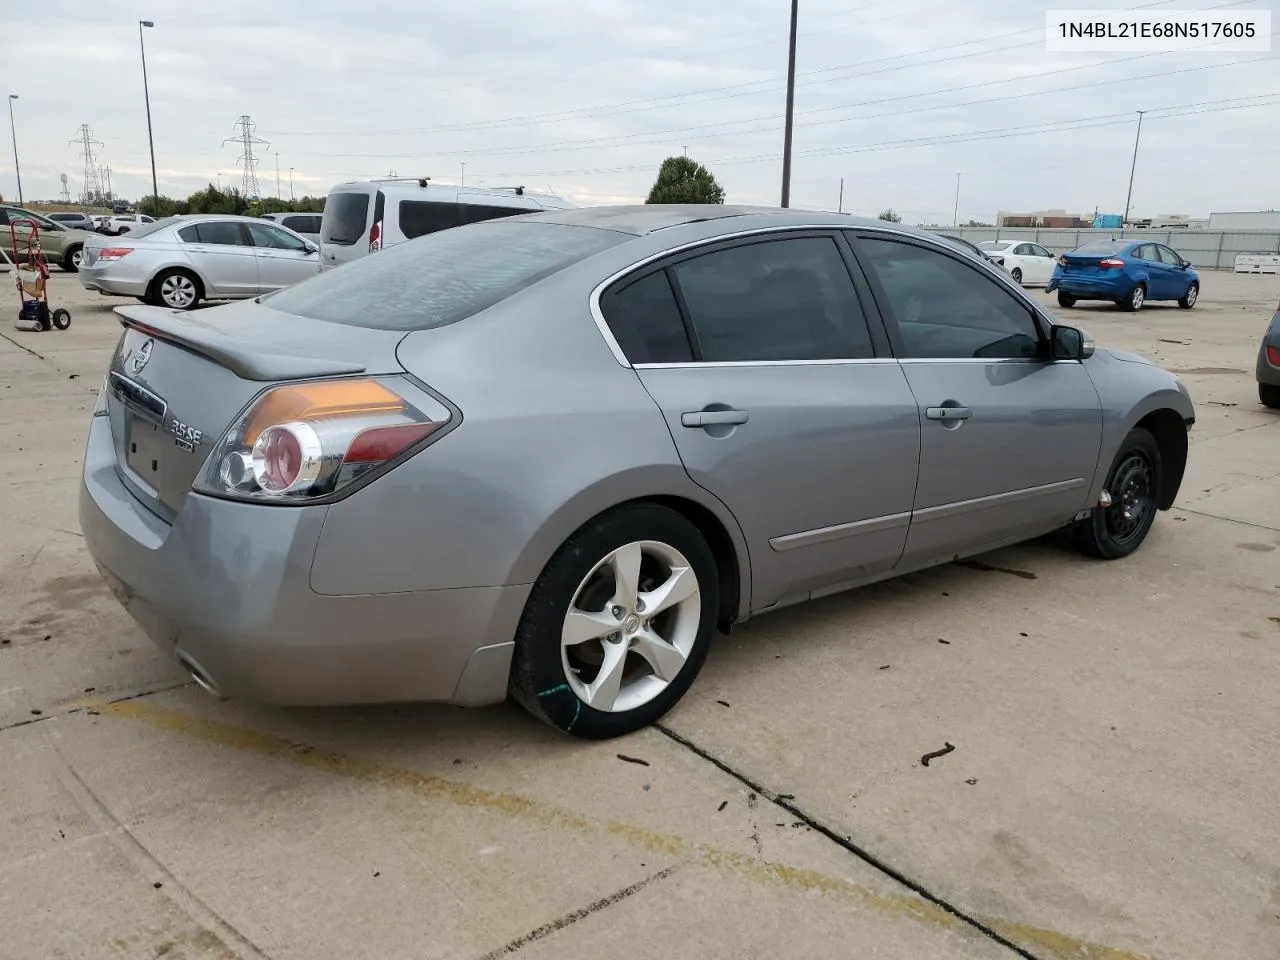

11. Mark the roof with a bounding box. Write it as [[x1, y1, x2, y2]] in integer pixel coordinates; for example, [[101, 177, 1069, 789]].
[[518, 204, 905, 237]]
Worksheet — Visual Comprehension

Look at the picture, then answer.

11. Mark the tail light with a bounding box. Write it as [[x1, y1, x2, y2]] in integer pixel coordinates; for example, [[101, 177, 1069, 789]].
[[1267, 345, 1280, 368], [1099, 258, 1125, 269], [368, 220, 382, 252], [96, 248, 134, 261], [192, 378, 447, 503]]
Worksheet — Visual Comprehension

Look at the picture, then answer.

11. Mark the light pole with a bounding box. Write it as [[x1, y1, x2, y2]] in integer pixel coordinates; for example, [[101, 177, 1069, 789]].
[[6, 95, 20, 206], [461, 161, 465, 186], [1122, 110, 1145, 225], [139, 20, 159, 215], [953, 173, 961, 227], [288, 167, 294, 201], [780, 0, 799, 207], [275, 151, 281, 199]]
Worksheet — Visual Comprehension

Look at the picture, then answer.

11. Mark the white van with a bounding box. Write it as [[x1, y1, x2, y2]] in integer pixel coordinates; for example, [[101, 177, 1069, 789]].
[[318, 178, 576, 270]]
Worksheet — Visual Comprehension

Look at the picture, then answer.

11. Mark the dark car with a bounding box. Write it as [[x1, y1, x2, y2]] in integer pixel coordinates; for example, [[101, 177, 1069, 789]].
[[47, 212, 97, 231], [1257, 299, 1280, 409], [1048, 239, 1199, 312]]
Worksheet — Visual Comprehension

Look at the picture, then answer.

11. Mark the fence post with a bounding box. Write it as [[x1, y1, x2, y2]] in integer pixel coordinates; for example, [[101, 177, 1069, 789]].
[[1216, 231, 1225, 271]]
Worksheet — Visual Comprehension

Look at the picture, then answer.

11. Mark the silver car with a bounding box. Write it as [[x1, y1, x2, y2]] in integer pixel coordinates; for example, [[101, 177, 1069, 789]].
[[79, 214, 321, 310], [80, 206, 1195, 739]]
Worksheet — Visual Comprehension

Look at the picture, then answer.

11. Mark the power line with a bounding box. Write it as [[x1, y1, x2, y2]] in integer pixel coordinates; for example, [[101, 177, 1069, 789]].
[[465, 94, 1280, 180], [222, 115, 270, 198]]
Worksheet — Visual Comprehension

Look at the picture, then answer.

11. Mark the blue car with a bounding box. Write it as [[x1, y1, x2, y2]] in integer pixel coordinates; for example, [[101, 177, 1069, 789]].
[[1047, 239, 1199, 312]]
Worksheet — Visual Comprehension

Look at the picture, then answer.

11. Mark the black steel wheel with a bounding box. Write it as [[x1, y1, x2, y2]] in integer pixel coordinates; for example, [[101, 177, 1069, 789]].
[[1076, 427, 1163, 560]]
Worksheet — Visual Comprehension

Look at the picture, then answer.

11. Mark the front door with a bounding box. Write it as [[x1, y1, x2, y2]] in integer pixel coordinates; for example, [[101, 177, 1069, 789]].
[[1026, 242, 1056, 284], [852, 233, 1103, 568], [599, 231, 921, 612], [245, 221, 321, 292]]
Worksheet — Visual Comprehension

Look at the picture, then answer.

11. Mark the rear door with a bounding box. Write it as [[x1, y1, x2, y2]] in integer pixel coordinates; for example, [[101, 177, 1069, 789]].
[[1132, 243, 1163, 296], [320, 189, 376, 269], [176, 221, 258, 296], [851, 233, 1103, 568], [245, 221, 320, 292], [602, 231, 921, 611]]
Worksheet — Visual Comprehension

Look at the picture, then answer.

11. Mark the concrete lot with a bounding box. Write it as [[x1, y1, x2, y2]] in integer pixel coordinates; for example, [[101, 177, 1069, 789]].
[[1, 270, 1278, 960]]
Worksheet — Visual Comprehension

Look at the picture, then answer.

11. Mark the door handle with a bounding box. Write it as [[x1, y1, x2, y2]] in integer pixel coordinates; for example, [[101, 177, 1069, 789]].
[[925, 405, 972, 421], [681, 409, 749, 428]]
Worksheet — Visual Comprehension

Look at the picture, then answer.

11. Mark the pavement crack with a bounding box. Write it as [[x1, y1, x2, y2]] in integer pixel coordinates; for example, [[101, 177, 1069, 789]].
[[655, 722, 1044, 960], [0, 330, 47, 361], [472, 864, 680, 959], [0, 680, 193, 735], [1171, 507, 1280, 533]]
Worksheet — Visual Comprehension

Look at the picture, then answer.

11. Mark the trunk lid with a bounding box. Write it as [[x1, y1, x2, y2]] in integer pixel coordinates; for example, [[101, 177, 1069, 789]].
[[105, 300, 407, 522], [1059, 251, 1122, 278]]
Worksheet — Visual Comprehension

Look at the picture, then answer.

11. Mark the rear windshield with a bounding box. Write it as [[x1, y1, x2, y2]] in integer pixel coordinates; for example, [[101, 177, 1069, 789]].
[[1072, 240, 1128, 254], [117, 218, 176, 240], [977, 240, 1010, 250], [264, 220, 626, 331], [321, 192, 371, 246]]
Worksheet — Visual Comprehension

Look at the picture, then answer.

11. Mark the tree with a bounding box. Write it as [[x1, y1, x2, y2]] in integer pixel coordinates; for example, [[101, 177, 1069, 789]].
[[646, 156, 725, 205], [877, 208, 902, 223]]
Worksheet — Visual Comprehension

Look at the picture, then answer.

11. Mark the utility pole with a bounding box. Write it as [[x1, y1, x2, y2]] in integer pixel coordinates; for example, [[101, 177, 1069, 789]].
[[1123, 110, 1145, 225], [953, 173, 961, 227], [288, 167, 294, 201], [837, 177, 843, 214], [139, 20, 159, 215], [222, 115, 269, 199], [461, 161, 466, 186], [780, 0, 799, 208], [6, 95, 21, 206], [275, 151, 281, 199]]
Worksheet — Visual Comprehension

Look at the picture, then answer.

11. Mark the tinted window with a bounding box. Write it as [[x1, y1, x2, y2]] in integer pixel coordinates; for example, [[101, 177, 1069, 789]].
[[670, 237, 874, 362], [399, 200, 462, 239], [193, 221, 247, 246], [264, 221, 625, 331], [282, 215, 317, 233], [178, 225, 198, 242], [458, 203, 528, 226], [858, 238, 1041, 360], [604, 271, 693, 364], [247, 222, 308, 250], [321, 192, 370, 246], [1074, 240, 1128, 255], [1030, 243, 1052, 258]]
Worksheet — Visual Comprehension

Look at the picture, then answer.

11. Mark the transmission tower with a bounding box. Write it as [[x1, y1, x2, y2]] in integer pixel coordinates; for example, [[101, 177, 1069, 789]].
[[70, 124, 105, 206], [222, 115, 269, 199]]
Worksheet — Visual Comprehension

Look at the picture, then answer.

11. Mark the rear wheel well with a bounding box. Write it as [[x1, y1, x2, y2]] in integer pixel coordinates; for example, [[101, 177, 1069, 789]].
[[642, 495, 742, 633], [1135, 409, 1188, 509]]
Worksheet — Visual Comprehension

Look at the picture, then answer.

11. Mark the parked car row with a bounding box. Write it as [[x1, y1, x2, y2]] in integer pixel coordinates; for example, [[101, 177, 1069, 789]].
[[47, 211, 158, 236]]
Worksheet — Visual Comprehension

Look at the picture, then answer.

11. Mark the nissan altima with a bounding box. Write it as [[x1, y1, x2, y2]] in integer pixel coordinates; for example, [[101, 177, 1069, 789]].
[[80, 205, 1196, 739]]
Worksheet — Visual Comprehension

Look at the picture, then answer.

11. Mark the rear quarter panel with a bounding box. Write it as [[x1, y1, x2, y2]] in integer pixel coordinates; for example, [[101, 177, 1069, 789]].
[[307, 253, 752, 610]]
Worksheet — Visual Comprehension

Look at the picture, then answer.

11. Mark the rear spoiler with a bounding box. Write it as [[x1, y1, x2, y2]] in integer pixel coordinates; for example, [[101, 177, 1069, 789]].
[[114, 305, 366, 382]]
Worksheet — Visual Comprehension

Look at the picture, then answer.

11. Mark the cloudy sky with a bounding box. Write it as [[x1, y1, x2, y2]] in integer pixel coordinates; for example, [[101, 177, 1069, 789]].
[[5, 0, 1278, 222]]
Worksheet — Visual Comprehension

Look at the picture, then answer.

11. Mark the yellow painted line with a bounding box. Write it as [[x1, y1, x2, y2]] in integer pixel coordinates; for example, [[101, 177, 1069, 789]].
[[96, 698, 1156, 960]]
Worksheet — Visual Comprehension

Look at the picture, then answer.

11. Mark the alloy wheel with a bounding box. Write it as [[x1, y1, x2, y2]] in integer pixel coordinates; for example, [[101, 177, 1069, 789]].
[[560, 540, 701, 713], [160, 274, 197, 309]]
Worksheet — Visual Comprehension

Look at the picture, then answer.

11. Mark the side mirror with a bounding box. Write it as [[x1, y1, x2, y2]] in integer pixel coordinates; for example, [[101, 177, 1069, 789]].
[[1181, 259, 1191, 270], [303, 242, 318, 255], [1050, 324, 1095, 361]]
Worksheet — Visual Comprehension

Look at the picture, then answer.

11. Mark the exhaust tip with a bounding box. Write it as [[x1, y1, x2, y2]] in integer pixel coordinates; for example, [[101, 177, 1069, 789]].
[[176, 652, 225, 700]]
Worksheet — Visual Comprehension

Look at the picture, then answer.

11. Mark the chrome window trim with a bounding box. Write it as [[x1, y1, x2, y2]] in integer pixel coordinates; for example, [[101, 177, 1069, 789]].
[[590, 222, 927, 369], [634, 358, 898, 370]]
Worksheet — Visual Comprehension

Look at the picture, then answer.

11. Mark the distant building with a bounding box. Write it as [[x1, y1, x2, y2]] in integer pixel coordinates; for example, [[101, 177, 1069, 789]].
[[1126, 214, 1208, 230], [997, 209, 1092, 228], [1207, 210, 1280, 231]]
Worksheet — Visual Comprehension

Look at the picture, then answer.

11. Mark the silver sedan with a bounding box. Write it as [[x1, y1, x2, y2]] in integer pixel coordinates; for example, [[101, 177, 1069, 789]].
[[80, 205, 1195, 739], [79, 214, 321, 310]]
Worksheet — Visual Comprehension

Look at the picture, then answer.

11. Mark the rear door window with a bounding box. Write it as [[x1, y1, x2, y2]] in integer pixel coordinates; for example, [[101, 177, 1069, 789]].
[[193, 221, 248, 245], [247, 222, 309, 250], [458, 203, 529, 226], [669, 236, 875, 362], [321, 192, 371, 246], [282, 215, 316, 234], [399, 200, 463, 239], [264, 221, 625, 331]]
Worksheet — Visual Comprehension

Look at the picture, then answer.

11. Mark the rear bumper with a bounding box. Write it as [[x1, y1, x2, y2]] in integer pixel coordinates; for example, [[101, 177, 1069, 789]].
[[78, 414, 528, 707], [1048, 275, 1129, 298], [79, 263, 149, 297], [1258, 333, 1280, 387]]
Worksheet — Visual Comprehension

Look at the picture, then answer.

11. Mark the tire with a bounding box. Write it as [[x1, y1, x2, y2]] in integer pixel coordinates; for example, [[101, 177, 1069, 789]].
[[51, 308, 71, 331], [1120, 284, 1145, 312], [62, 246, 84, 272], [1178, 283, 1198, 309], [1010, 267, 1023, 285], [150, 269, 202, 310], [1076, 427, 1163, 560], [1057, 291, 1076, 308], [510, 503, 719, 740], [1260, 382, 1280, 409]]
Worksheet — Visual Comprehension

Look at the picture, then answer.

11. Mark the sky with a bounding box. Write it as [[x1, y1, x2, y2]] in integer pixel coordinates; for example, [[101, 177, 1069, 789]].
[[4, 0, 1278, 223]]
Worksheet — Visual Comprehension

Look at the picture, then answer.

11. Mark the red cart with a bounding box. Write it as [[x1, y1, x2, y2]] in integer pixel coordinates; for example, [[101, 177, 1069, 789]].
[[9, 217, 70, 332]]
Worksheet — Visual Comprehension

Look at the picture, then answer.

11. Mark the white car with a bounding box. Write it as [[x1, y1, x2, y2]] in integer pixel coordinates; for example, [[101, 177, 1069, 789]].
[[106, 214, 157, 236], [977, 240, 1057, 286]]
